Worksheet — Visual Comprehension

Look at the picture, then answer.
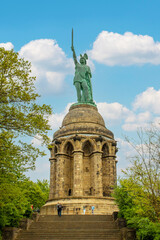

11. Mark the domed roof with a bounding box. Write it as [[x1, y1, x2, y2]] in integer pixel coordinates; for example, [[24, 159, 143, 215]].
[[62, 104, 105, 127], [54, 104, 114, 139]]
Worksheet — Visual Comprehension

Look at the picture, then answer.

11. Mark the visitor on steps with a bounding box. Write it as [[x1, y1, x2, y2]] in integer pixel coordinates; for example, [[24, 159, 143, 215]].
[[83, 206, 86, 215], [91, 206, 95, 214], [57, 202, 63, 217]]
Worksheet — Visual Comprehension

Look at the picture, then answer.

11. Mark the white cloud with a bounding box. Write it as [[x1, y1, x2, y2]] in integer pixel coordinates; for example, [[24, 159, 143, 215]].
[[43, 87, 160, 133], [46, 71, 65, 92], [122, 122, 149, 131], [48, 103, 73, 130], [89, 31, 160, 66], [96, 102, 152, 131], [97, 102, 131, 124], [125, 111, 151, 124], [31, 135, 43, 146], [0, 39, 94, 95], [123, 111, 152, 131], [152, 117, 160, 129], [31, 134, 52, 146], [96, 92, 155, 131], [116, 138, 136, 177], [19, 39, 74, 94], [137, 111, 151, 122], [117, 137, 136, 158], [133, 87, 160, 114], [0, 42, 14, 50]]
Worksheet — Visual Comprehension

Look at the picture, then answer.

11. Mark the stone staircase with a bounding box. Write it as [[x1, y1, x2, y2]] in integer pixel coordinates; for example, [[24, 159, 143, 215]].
[[15, 215, 121, 240]]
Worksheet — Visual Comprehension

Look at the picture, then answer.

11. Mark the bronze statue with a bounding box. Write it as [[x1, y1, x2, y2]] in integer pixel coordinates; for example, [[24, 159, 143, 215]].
[[71, 29, 94, 104]]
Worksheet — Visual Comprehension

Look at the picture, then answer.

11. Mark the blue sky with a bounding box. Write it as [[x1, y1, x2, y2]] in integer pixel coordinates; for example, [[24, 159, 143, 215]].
[[1, 0, 160, 181]]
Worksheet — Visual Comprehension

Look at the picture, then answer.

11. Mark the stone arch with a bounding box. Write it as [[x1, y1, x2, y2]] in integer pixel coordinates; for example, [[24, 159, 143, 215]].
[[102, 142, 109, 156], [102, 143, 110, 196], [82, 140, 94, 196], [82, 140, 94, 156], [64, 141, 74, 155], [63, 141, 74, 196], [50, 145, 58, 158], [54, 145, 58, 154], [62, 140, 74, 153]]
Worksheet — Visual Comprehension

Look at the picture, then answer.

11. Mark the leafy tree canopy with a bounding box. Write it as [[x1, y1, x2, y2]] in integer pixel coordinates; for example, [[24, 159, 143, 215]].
[[114, 178, 160, 240], [0, 47, 52, 234], [0, 179, 49, 229], [124, 126, 160, 220], [0, 47, 52, 142], [0, 47, 52, 175], [114, 126, 160, 240]]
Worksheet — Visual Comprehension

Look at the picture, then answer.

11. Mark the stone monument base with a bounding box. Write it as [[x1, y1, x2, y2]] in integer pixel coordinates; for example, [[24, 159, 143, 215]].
[[40, 197, 118, 215]]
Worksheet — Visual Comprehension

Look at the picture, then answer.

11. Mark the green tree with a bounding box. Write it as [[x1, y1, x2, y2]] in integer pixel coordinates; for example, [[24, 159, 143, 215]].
[[0, 47, 52, 233], [124, 126, 160, 220], [36, 179, 50, 200], [114, 179, 160, 240], [0, 47, 52, 174], [22, 179, 49, 211], [114, 126, 160, 240], [0, 179, 49, 230], [0, 47, 52, 143]]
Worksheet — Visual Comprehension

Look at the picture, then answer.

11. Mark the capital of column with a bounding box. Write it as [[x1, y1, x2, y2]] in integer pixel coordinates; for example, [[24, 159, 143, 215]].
[[55, 152, 71, 157], [91, 150, 103, 155], [108, 155, 116, 158], [73, 150, 84, 154], [49, 157, 56, 161]]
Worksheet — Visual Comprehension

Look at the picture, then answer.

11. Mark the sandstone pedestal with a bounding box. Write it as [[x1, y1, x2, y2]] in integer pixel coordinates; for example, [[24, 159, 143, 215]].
[[41, 104, 118, 215]]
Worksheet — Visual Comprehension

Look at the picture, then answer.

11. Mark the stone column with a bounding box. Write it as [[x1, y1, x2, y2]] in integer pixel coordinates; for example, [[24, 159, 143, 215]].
[[92, 151, 103, 197], [55, 153, 66, 198], [108, 156, 116, 186], [49, 158, 56, 200], [114, 159, 118, 186], [73, 150, 83, 196]]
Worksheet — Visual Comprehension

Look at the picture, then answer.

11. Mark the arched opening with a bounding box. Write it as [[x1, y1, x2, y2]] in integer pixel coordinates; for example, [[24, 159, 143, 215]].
[[102, 143, 110, 196], [50, 145, 57, 158], [64, 142, 74, 196], [65, 142, 73, 155], [83, 140, 93, 156], [83, 140, 94, 196], [102, 144, 109, 157], [54, 146, 58, 154]]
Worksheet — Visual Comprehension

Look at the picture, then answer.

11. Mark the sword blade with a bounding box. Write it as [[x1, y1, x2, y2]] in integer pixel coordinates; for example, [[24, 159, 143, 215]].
[[72, 28, 73, 48]]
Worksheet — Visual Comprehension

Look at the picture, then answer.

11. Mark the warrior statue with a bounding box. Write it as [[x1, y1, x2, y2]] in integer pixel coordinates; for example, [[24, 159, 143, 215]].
[[71, 29, 94, 104]]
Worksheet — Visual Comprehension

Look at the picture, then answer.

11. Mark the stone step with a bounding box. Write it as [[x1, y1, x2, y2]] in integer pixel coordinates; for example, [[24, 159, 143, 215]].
[[17, 230, 120, 239], [30, 221, 117, 229], [17, 233, 120, 240], [38, 215, 113, 222], [17, 232, 120, 234], [17, 237, 120, 240], [15, 215, 121, 240], [20, 229, 120, 234]]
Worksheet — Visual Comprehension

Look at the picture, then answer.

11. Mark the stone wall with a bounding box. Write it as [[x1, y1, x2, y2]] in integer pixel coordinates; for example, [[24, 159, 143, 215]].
[[49, 135, 117, 200]]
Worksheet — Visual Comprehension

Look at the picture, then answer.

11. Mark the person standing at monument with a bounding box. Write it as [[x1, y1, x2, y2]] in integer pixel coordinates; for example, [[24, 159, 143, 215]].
[[71, 29, 94, 104], [83, 206, 86, 215], [91, 206, 95, 215], [57, 202, 63, 217]]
